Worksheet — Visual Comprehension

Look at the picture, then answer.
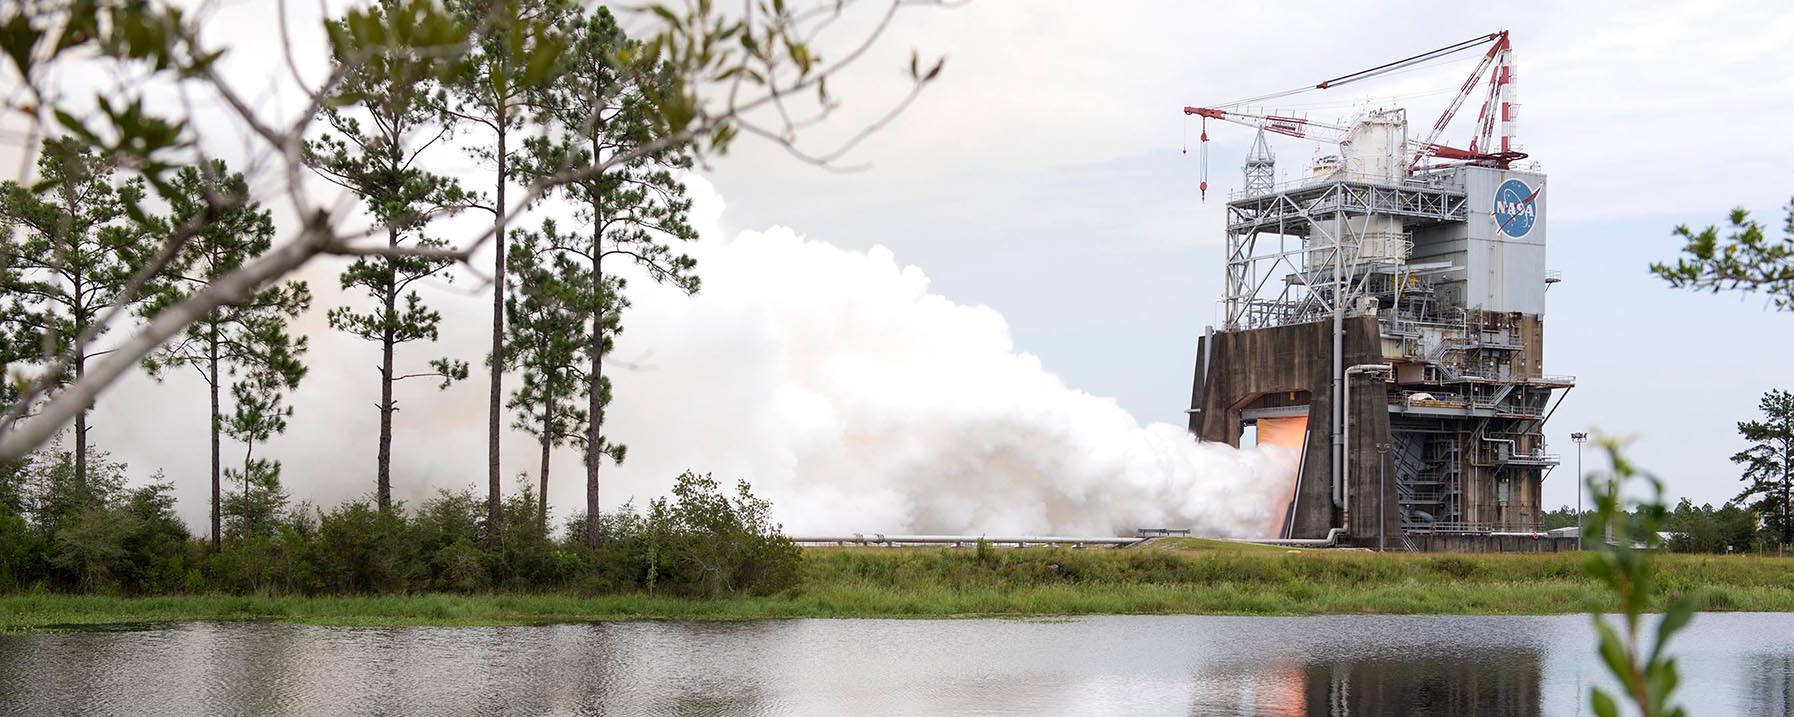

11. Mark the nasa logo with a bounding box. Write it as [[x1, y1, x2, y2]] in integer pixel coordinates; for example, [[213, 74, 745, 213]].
[[1492, 178, 1537, 238]]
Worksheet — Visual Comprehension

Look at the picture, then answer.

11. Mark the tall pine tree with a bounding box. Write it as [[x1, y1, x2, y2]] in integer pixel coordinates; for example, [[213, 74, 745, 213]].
[[308, 0, 472, 511], [444, 0, 570, 545], [501, 225, 623, 528], [141, 161, 309, 550], [0, 139, 155, 492], [518, 7, 698, 547], [1734, 388, 1794, 547]]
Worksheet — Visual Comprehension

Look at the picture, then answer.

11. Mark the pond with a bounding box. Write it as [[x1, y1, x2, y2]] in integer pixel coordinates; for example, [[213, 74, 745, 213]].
[[2, 613, 1792, 715]]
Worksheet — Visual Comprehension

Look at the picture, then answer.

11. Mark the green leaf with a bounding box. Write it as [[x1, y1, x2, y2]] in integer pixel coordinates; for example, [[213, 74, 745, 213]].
[[0, 12, 43, 74], [1590, 689, 1619, 717], [520, 37, 565, 87], [1594, 619, 1633, 691], [51, 109, 97, 143], [1652, 596, 1696, 663], [647, 4, 681, 29], [923, 57, 944, 82]]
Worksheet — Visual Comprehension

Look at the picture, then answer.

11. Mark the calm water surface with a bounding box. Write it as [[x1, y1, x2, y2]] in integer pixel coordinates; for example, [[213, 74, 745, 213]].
[[2, 613, 1793, 715]]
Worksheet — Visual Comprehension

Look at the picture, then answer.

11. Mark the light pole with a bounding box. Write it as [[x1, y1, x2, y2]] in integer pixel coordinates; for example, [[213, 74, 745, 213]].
[[1376, 442, 1389, 552], [1571, 432, 1588, 550]]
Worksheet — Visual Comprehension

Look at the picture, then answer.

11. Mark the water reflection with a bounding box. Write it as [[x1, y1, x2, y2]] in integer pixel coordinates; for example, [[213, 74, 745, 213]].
[[1748, 653, 1794, 717], [1297, 654, 1542, 716], [0, 613, 1790, 716], [1184, 650, 1543, 716]]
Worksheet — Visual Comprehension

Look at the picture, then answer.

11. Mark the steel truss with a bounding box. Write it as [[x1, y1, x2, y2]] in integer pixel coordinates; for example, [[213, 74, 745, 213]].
[[1220, 178, 1468, 331]]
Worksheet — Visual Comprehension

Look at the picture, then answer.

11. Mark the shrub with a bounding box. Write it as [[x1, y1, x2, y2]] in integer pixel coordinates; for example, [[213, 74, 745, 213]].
[[311, 499, 417, 594], [640, 471, 802, 597], [432, 538, 489, 593]]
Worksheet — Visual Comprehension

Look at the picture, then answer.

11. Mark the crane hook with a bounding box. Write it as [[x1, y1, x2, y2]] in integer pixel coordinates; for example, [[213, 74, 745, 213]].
[[1199, 118, 1210, 202]]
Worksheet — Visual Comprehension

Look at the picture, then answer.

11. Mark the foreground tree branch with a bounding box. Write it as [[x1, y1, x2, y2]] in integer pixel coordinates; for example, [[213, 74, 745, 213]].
[[0, 0, 956, 461]]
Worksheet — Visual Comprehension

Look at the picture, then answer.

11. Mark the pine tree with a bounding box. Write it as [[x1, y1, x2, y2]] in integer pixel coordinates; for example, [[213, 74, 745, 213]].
[[140, 161, 309, 550], [308, 0, 473, 511], [518, 6, 699, 547], [0, 139, 156, 492], [444, 0, 571, 545], [221, 362, 297, 541], [1733, 388, 1794, 547], [501, 225, 622, 529]]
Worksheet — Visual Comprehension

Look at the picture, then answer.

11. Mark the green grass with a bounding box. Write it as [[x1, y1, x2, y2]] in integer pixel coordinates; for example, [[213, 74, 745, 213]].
[[5, 545, 1793, 631]]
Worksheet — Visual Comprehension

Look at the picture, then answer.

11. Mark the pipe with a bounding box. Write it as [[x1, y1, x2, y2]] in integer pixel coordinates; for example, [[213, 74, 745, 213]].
[[786, 534, 1143, 547], [1331, 215, 1345, 511], [1225, 527, 1348, 548], [1342, 363, 1392, 534]]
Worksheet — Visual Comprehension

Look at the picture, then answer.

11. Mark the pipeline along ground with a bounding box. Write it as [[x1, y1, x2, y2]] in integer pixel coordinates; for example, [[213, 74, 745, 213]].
[[5, 539, 1793, 630]]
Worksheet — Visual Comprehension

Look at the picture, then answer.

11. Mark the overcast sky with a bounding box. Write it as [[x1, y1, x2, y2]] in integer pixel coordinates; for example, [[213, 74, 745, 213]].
[[18, 0, 1794, 532]]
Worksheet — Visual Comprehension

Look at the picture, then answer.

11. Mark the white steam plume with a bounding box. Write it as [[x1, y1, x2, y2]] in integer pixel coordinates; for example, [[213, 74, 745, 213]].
[[599, 179, 1298, 537], [90, 177, 1297, 539]]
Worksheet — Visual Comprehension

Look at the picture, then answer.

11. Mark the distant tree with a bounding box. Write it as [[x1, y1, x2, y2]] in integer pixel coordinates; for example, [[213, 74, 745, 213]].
[[1732, 389, 1794, 547], [221, 459, 289, 543], [0, 140, 155, 492], [518, 6, 700, 548], [21, 439, 127, 538], [443, 0, 572, 545], [308, 1, 475, 511], [1664, 499, 1760, 554], [1652, 199, 1794, 310], [140, 161, 309, 550], [1539, 505, 1590, 532], [501, 226, 610, 529], [220, 362, 300, 541]]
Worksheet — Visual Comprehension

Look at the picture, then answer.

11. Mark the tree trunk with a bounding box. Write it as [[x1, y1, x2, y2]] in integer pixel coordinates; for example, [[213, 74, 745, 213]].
[[585, 193, 604, 549], [73, 350, 86, 493], [208, 328, 221, 551], [487, 123, 507, 548], [377, 227, 398, 512], [242, 439, 255, 538], [539, 400, 551, 532]]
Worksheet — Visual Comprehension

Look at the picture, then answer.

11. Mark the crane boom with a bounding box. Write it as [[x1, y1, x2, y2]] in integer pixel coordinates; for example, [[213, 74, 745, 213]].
[[1180, 106, 1500, 165], [1181, 31, 1527, 200]]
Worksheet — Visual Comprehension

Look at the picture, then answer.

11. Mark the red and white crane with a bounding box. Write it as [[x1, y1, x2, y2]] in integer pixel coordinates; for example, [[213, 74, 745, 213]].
[[1183, 31, 1526, 200]]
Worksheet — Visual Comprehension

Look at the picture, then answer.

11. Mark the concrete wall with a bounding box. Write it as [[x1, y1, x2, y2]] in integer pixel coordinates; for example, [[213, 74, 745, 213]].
[[1407, 533, 1579, 553], [1190, 316, 1398, 545]]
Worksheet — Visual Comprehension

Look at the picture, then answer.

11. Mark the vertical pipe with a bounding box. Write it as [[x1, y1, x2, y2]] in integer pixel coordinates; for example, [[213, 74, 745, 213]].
[[1343, 368, 1351, 529], [1331, 213, 1344, 514], [1379, 445, 1387, 552]]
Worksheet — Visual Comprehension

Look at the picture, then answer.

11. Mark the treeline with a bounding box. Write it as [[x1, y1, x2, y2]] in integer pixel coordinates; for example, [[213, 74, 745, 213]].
[[0, 3, 698, 556], [1541, 500, 1773, 554], [0, 446, 797, 597]]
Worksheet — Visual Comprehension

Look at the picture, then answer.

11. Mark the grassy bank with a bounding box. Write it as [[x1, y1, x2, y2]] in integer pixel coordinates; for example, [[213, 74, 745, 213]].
[[6, 539, 1793, 630]]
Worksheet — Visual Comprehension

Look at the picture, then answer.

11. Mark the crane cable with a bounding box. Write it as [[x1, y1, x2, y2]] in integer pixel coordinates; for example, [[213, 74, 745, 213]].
[[1211, 32, 1500, 110], [1187, 32, 1507, 202], [1199, 118, 1209, 201]]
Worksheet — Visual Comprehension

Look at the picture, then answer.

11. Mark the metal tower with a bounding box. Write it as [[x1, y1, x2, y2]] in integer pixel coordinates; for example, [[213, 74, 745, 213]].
[[1184, 32, 1573, 548]]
